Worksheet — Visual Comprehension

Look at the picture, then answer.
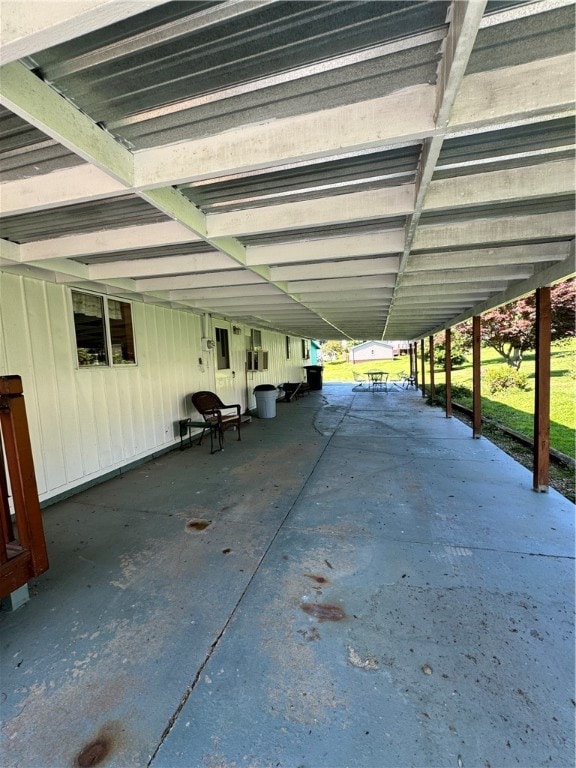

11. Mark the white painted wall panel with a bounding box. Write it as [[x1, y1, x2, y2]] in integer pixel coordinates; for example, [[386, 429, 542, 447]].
[[134, 302, 156, 451], [25, 279, 68, 489], [0, 274, 47, 492], [75, 367, 100, 477], [0, 272, 312, 503], [45, 283, 84, 483]]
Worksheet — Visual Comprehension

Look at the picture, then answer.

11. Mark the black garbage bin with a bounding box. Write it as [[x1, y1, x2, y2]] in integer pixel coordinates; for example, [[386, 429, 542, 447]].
[[304, 365, 324, 390]]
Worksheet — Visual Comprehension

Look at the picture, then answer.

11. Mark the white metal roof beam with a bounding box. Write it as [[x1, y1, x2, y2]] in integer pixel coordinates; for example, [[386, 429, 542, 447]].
[[133, 85, 436, 188], [450, 52, 575, 131], [406, 243, 570, 272], [306, 314, 390, 321], [0, 61, 133, 183], [246, 231, 404, 266], [88, 252, 237, 280], [396, 283, 504, 296], [20, 222, 202, 262], [0, 239, 20, 264], [0, 165, 127, 216], [391, 310, 460, 318], [176, 296, 298, 308], [207, 186, 414, 238], [168, 285, 285, 300], [401, 265, 534, 285], [425, 158, 575, 212], [307, 304, 389, 311], [389, 299, 471, 308], [414, 211, 574, 250], [136, 271, 267, 292], [270, 257, 400, 282], [300, 290, 392, 302], [287, 277, 396, 293]]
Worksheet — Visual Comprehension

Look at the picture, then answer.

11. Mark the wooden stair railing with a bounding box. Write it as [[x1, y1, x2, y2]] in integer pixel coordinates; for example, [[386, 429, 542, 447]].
[[0, 375, 48, 599]]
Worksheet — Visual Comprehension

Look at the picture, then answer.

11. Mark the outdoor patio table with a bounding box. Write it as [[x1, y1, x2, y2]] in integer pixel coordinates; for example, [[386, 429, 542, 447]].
[[366, 371, 388, 391]]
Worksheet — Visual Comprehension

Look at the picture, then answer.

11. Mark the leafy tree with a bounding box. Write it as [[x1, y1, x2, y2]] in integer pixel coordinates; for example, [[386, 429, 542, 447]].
[[464, 279, 575, 369], [432, 327, 470, 369], [320, 340, 348, 361]]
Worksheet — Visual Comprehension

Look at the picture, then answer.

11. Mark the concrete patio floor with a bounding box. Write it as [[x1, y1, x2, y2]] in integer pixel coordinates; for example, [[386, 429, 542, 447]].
[[1, 383, 574, 768]]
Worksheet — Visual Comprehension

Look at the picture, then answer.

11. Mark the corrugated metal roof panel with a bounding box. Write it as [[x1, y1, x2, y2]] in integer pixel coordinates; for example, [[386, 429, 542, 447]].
[[1, 195, 168, 243], [0, 106, 84, 181], [27, 1, 448, 148], [438, 117, 575, 177], [468, 4, 575, 75], [181, 146, 419, 212]]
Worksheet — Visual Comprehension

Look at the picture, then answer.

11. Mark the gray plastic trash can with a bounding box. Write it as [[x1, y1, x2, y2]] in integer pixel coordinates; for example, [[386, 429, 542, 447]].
[[253, 384, 277, 418]]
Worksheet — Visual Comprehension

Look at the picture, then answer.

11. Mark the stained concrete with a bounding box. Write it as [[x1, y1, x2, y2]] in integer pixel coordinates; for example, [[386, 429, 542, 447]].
[[1, 384, 574, 768]]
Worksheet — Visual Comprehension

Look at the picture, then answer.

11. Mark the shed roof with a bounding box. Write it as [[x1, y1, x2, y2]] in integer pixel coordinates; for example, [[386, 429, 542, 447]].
[[1, 0, 574, 340], [351, 340, 394, 351]]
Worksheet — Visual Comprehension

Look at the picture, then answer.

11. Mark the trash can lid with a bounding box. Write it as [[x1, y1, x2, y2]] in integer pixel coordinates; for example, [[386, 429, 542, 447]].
[[254, 384, 277, 391]]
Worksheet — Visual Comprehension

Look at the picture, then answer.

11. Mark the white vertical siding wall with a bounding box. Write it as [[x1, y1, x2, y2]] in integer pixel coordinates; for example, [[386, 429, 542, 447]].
[[0, 273, 311, 503], [244, 329, 309, 410]]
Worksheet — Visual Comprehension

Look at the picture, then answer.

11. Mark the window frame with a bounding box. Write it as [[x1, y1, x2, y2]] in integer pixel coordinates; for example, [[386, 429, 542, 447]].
[[71, 289, 137, 369], [215, 326, 230, 370], [251, 328, 262, 350]]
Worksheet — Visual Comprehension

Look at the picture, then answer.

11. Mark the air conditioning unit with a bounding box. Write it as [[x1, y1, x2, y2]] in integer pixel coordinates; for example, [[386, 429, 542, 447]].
[[247, 350, 269, 371]]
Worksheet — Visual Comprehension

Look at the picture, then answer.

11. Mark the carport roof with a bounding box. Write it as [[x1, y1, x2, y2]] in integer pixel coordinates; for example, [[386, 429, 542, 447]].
[[1, 0, 574, 341]]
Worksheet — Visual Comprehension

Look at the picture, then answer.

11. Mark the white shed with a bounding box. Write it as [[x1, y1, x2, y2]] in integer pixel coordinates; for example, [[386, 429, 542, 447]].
[[348, 341, 395, 363]]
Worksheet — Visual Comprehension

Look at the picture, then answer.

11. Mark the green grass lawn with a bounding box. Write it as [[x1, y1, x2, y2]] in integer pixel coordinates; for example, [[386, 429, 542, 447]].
[[321, 338, 575, 457]]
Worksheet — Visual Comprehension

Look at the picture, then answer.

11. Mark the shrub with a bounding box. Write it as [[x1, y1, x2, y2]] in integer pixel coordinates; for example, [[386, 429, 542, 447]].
[[427, 383, 472, 407], [485, 365, 529, 394], [434, 351, 467, 369]]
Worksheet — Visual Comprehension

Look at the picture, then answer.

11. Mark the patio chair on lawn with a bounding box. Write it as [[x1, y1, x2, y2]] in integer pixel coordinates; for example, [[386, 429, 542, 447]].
[[191, 391, 241, 446]]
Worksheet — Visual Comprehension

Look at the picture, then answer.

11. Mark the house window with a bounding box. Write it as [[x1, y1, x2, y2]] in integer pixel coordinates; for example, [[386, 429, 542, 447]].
[[301, 339, 310, 359], [215, 327, 230, 370], [251, 328, 262, 350], [72, 291, 107, 366], [72, 290, 136, 367], [285, 336, 291, 359], [108, 299, 135, 364]]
